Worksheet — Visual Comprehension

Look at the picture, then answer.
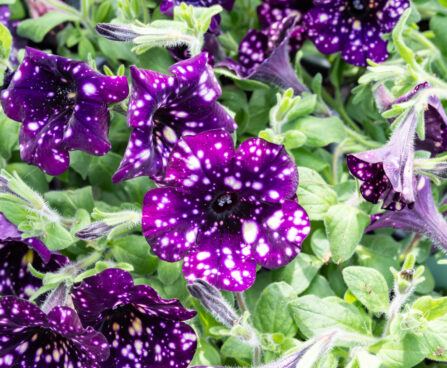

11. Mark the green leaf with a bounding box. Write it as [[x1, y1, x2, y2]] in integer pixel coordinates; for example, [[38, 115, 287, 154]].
[[44, 187, 94, 217], [253, 282, 298, 337], [17, 11, 79, 42], [342, 266, 389, 313], [0, 114, 19, 159], [272, 253, 322, 295], [6, 163, 48, 194], [43, 222, 74, 250], [110, 235, 159, 275], [297, 167, 338, 221], [294, 116, 346, 147], [324, 204, 370, 263], [157, 260, 182, 285], [290, 295, 372, 338], [370, 334, 429, 368], [412, 296, 447, 321]]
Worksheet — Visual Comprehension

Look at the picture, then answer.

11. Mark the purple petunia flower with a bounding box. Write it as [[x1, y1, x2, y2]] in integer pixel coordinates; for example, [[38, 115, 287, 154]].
[[0, 213, 68, 300], [71, 268, 197, 368], [0, 47, 129, 176], [112, 52, 236, 183], [0, 296, 110, 366], [142, 129, 310, 291], [374, 83, 447, 155], [217, 15, 308, 94], [367, 176, 447, 250], [305, 0, 409, 66], [347, 108, 418, 210]]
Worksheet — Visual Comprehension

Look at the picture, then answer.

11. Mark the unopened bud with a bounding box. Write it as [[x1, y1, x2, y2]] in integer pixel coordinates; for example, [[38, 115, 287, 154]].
[[95, 23, 139, 42], [187, 279, 239, 328]]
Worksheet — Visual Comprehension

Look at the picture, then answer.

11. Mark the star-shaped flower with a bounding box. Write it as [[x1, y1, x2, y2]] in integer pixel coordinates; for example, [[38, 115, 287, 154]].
[[217, 15, 308, 94], [0, 296, 110, 366], [347, 108, 418, 210], [112, 52, 236, 183], [305, 0, 409, 66], [142, 129, 310, 292], [71, 268, 197, 368], [0, 213, 68, 300], [0, 47, 129, 176], [367, 176, 447, 250]]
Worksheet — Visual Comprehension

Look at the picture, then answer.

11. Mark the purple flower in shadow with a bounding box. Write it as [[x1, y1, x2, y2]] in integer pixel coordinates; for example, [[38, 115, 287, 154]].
[[142, 130, 310, 291], [0, 213, 68, 300], [0, 296, 110, 366], [112, 52, 236, 183], [217, 15, 308, 94], [367, 176, 447, 250], [374, 83, 447, 155], [305, 0, 409, 66], [347, 108, 418, 210], [71, 268, 197, 368], [0, 47, 129, 176]]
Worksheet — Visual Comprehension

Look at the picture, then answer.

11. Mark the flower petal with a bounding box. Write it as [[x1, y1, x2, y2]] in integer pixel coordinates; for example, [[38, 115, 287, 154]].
[[235, 138, 298, 202], [183, 232, 257, 292], [250, 200, 309, 268], [142, 187, 202, 262]]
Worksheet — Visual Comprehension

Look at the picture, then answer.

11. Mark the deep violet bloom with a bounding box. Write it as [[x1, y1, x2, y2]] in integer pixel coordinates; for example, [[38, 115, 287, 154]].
[[347, 108, 418, 211], [0, 213, 68, 300], [0, 47, 129, 176], [305, 0, 409, 66], [374, 83, 447, 155], [367, 176, 447, 250], [142, 130, 310, 292], [71, 268, 197, 368], [257, 0, 312, 56], [0, 296, 110, 366], [217, 15, 308, 95], [112, 52, 236, 183]]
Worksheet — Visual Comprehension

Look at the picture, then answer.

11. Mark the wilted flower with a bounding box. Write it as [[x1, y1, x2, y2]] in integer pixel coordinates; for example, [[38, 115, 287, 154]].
[[0, 213, 67, 300], [374, 83, 447, 155], [0, 47, 129, 176], [367, 176, 447, 250], [112, 52, 236, 183], [71, 268, 197, 368], [305, 0, 409, 66], [142, 129, 310, 291], [218, 15, 308, 94], [0, 296, 110, 366], [347, 107, 418, 210]]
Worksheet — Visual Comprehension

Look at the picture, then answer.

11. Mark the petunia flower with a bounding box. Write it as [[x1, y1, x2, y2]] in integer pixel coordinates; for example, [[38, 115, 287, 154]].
[[374, 83, 447, 155], [112, 52, 236, 183], [305, 0, 409, 66], [217, 15, 308, 94], [367, 176, 447, 250], [347, 107, 418, 210], [0, 47, 129, 176], [0, 296, 110, 366], [0, 213, 68, 300], [142, 129, 310, 291], [71, 268, 197, 368]]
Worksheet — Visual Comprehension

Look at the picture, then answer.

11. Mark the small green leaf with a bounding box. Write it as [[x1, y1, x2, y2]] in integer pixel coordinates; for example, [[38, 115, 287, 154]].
[[294, 116, 346, 147], [325, 204, 370, 263], [290, 295, 372, 338], [297, 167, 338, 221], [272, 253, 322, 294], [44, 222, 74, 250], [253, 282, 298, 337], [342, 266, 389, 313], [17, 11, 79, 42]]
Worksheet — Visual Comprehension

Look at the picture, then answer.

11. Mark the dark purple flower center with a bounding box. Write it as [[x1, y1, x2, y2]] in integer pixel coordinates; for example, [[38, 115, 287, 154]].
[[348, 0, 369, 17], [211, 192, 239, 214]]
